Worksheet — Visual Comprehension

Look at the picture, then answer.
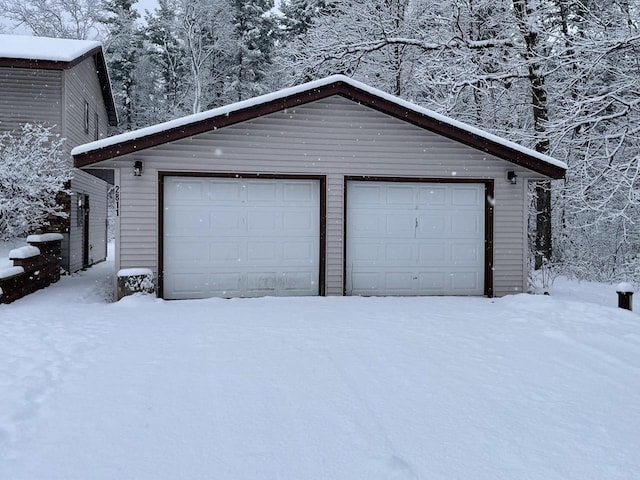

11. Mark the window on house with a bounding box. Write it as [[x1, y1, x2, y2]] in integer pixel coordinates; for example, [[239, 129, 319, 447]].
[[94, 112, 99, 140], [84, 101, 90, 134]]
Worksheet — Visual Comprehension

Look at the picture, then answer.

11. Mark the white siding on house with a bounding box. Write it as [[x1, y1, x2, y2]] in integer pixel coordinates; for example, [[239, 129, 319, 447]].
[[96, 96, 538, 296]]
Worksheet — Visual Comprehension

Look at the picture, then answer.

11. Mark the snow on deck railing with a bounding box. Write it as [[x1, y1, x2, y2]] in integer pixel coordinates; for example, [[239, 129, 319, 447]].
[[9, 246, 41, 260], [0, 266, 25, 279], [27, 233, 64, 243], [0, 234, 63, 304]]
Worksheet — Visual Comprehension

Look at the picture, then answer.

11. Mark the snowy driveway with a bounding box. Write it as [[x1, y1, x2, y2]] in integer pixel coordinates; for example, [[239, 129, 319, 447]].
[[1, 260, 639, 479]]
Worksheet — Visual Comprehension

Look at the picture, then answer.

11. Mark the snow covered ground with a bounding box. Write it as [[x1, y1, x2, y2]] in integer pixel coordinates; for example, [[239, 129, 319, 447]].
[[1, 247, 639, 479]]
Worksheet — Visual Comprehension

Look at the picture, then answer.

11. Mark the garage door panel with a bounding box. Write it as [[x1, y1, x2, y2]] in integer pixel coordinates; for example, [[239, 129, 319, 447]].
[[386, 214, 415, 236], [350, 242, 382, 262], [350, 272, 381, 293], [209, 272, 243, 296], [451, 214, 482, 236], [347, 181, 485, 296], [387, 186, 414, 204], [165, 208, 211, 232], [284, 211, 314, 230], [209, 181, 243, 201], [164, 177, 320, 299], [247, 181, 277, 201], [418, 272, 446, 291], [167, 272, 209, 296], [247, 210, 279, 232], [350, 184, 381, 204], [165, 179, 206, 202], [350, 213, 380, 234], [417, 214, 447, 237], [386, 243, 414, 262], [284, 182, 315, 202], [247, 242, 278, 262], [451, 272, 481, 291], [284, 242, 315, 261], [418, 186, 447, 206], [451, 243, 482, 263], [452, 187, 482, 206], [209, 242, 241, 262], [386, 272, 414, 291], [165, 241, 207, 263], [418, 244, 448, 264], [211, 210, 243, 230], [282, 272, 315, 292]]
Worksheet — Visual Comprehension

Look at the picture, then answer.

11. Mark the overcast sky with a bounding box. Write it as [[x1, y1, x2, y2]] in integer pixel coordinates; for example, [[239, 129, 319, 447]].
[[1, 0, 160, 36]]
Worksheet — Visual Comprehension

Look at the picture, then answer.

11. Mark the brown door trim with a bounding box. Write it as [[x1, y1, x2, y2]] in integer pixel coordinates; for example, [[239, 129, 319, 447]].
[[343, 176, 494, 297], [158, 171, 327, 299]]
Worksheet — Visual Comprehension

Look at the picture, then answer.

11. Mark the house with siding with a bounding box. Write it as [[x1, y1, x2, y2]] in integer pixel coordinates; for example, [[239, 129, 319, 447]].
[[0, 34, 117, 272], [72, 75, 566, 299]]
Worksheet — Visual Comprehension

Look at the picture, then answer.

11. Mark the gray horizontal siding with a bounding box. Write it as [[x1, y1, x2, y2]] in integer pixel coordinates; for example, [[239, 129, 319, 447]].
[[0, 67, 63, 134], [63, 57, 109, 156], [69, 169, 109, 272], [102, 95, 537, 296]]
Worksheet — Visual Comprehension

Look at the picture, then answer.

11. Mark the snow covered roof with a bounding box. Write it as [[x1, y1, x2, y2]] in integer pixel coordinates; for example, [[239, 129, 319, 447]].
[[0, 34, 118, 127], [0, 34, 102, 63], [73, 75, 566, 178]]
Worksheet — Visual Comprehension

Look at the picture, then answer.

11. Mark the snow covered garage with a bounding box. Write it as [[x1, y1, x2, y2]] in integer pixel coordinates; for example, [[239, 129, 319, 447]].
[[72, 75, 566, 299]]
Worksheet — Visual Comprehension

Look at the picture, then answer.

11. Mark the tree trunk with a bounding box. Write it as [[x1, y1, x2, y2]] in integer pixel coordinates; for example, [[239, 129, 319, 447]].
[[512, 0, 553, 269]]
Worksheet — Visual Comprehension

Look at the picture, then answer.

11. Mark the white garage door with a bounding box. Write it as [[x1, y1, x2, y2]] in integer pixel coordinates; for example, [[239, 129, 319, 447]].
[[163, 177, 320, 299], [346, 181, 485, 296]]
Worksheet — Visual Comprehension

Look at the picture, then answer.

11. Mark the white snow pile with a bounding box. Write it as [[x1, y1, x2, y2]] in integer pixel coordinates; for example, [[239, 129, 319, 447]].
[[117, 267, 154, 277], [0, 257, 638, 479], [8, 245, 40, 259], [26, 233, 64, 243], [0, 265, 24, 279]]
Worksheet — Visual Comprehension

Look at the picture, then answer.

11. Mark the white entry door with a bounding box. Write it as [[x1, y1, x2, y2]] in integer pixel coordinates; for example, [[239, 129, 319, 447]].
[[346, 181, 485, 296], [163, 176, 320, 299]]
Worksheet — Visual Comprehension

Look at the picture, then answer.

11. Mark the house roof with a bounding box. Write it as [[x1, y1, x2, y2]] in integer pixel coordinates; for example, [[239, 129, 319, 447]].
[[0, 34, 118, 127], [72, 75, 566, 178]]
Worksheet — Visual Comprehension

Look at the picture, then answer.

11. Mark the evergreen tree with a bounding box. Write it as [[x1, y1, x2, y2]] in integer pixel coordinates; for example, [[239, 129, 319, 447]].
[[101, 0, 144, 132], [145, 0, 191, 119], [229, 0, 277, 100]]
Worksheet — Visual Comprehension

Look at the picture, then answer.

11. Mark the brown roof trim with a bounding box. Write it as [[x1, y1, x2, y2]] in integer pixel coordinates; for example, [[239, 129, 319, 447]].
[[74, 80, 564, 179], [0, 46, 118, 127]]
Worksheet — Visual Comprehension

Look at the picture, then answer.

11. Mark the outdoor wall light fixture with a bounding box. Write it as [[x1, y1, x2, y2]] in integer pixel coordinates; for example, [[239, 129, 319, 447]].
[[133, 160, 144, 177], [506, 170, 518, 185]]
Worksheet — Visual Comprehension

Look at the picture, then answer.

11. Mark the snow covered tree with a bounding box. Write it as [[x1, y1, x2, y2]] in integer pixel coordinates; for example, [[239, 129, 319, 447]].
[[0, 0, 103, 39], [178, 0, 235, 113], [279, 0, 331, 37], [145, 0, 191, 120], [0, 124, 72, 240], [143, 0, 237, 116], [101, 0, 144, 132], [229, 0, 277, 100], [544, 0, 640, 282]]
